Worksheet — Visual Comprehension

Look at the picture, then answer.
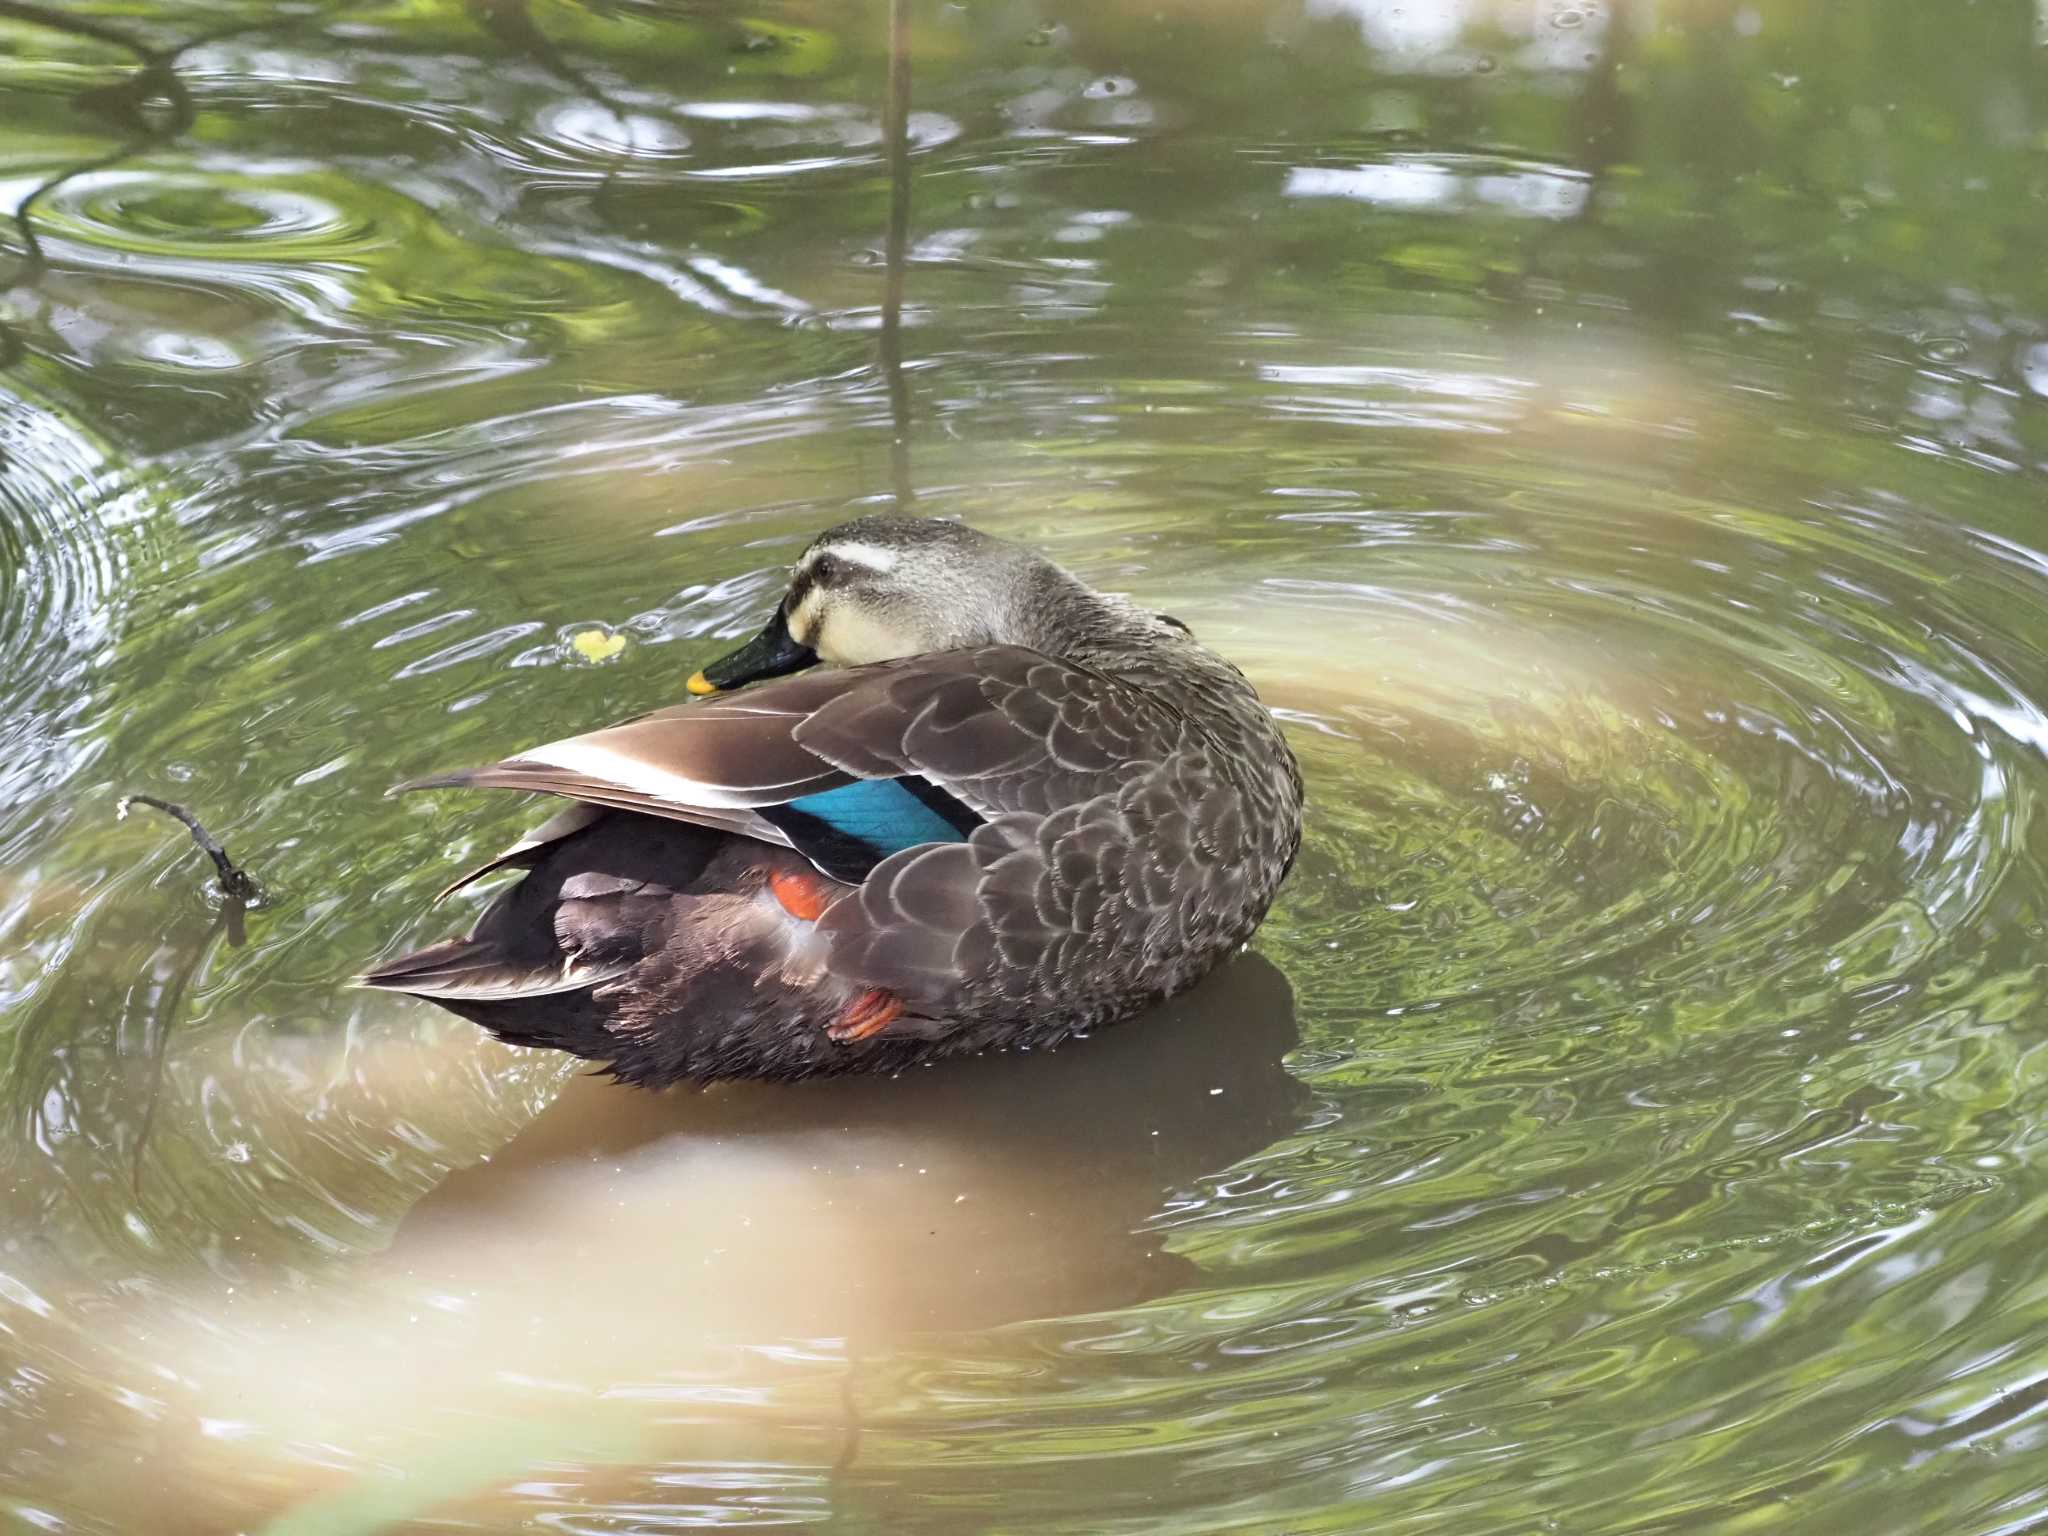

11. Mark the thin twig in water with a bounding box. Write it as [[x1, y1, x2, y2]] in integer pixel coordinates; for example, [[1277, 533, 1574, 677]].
[[117, 793, 264, 905]]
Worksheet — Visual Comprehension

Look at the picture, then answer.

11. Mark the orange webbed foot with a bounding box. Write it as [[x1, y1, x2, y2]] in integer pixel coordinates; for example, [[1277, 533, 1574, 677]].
[[769, 866, 834, 921], [829, 988, 904, 1044]]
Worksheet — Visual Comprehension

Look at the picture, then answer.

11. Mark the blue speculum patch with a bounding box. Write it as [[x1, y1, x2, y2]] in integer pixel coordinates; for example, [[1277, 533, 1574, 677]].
[[783, 778, 973, 858]]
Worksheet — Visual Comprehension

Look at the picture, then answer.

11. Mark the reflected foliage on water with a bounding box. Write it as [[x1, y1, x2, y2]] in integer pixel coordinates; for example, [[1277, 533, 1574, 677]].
[[5, 0, 2048, 1530]]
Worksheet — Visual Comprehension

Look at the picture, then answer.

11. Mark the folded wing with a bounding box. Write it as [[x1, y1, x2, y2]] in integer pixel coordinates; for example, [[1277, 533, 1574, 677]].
[[393, 646, 1231, 1030]]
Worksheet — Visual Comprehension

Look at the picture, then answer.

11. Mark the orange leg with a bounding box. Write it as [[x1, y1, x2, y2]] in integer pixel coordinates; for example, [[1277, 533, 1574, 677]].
[[769, 866, 835, 921], [830, 988, 903, 1044]]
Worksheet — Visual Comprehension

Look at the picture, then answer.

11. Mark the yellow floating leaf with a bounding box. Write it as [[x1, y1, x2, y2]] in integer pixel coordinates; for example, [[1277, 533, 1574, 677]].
[[569, 628, 627, 664]]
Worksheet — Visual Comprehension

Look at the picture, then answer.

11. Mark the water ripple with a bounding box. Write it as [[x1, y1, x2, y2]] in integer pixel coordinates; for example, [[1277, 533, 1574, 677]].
[[0, 385, 148, 846], [5, 3, 2048, 1530]]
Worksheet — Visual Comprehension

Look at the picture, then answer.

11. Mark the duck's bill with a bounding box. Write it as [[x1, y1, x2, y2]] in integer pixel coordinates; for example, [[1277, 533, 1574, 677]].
[[688, 609, 818, 695]]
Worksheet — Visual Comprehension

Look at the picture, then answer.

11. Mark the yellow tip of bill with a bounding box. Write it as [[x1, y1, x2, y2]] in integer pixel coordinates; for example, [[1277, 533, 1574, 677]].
[[686, 670, 717, 695]]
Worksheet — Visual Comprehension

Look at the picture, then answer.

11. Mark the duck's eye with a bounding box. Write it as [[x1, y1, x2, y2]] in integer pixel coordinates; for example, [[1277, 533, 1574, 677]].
[[810, 553, 843, 585]]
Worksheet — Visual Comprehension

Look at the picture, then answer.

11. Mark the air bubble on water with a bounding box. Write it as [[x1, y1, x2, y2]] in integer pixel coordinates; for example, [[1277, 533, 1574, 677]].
[[2020, 343, 2048, 397], [1551, 7, 1586, 27], [140, 332, 241, 371], [1474, 54, 1497, 74]]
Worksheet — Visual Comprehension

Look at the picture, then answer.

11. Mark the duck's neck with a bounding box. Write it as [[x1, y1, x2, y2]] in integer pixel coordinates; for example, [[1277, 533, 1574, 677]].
[[1004, 562, 1210, 681]]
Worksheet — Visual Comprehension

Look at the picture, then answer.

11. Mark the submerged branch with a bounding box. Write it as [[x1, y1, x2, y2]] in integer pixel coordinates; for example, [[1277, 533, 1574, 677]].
[[116, 793, 265, 1196], [129, 909, 212, 1199]]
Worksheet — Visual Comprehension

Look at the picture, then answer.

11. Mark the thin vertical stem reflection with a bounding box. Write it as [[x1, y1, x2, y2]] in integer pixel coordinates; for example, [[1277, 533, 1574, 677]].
[[879, 0, 914, 509]]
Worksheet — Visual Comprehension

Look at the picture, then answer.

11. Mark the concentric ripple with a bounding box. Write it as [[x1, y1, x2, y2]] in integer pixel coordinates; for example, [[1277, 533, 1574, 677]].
[[6, 1, 2048, 1532], [0, 385, 145, 841], [503, 97, 964, 180], [1255, 477, 2033, 1039], [35, 166, 390, 263]]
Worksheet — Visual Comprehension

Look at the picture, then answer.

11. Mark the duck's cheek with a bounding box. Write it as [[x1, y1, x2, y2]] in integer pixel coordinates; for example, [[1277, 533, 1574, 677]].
[[815, 606, 917, 666], [786, 588, 825, 647]]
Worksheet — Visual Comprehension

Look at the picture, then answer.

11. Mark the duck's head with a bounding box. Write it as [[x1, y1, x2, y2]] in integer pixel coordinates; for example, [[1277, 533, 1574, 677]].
[[689, 517, 1047, 693]]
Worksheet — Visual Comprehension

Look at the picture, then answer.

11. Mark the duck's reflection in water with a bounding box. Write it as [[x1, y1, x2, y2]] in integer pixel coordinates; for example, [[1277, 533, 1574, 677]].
[[388, 949, 1306, 1340], [131, 954, 1305, 1525]]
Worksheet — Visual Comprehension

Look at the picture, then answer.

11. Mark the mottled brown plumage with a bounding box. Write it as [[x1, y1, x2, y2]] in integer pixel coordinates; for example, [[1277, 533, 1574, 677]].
[[362, 517, 1304, 1084]]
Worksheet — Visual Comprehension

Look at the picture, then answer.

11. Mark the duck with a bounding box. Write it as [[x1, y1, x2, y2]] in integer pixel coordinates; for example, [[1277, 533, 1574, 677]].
[[362, 515, 1305, 1085]]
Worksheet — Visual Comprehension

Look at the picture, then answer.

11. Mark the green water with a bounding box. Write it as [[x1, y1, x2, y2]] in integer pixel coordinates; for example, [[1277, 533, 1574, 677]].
[[6, 0, 2048, 1529]]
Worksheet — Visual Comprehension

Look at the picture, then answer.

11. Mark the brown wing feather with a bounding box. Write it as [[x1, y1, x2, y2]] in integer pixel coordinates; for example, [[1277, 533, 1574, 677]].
[[796, 650, 1284, 1032], [391, 645, 1286, 1043], [794, 648, 1192, 817], [389, 647, 1172, 834]]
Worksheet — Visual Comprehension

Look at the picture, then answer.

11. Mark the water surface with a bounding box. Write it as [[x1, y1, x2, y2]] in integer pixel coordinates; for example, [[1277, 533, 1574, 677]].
[[6, 0, 2048, 1530]]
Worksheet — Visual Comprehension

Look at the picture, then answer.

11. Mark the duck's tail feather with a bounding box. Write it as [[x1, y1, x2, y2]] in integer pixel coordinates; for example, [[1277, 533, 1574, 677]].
[[357, 937, 632, 1001], [362, 808, 683, 1007], [362, 809, 875, 1082], [386, 768, 485, 797]]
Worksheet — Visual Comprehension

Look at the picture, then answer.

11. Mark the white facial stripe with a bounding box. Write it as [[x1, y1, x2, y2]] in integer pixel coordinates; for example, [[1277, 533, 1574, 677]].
[[811, 541, 900, 574], [789, 539, 917, 660]]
